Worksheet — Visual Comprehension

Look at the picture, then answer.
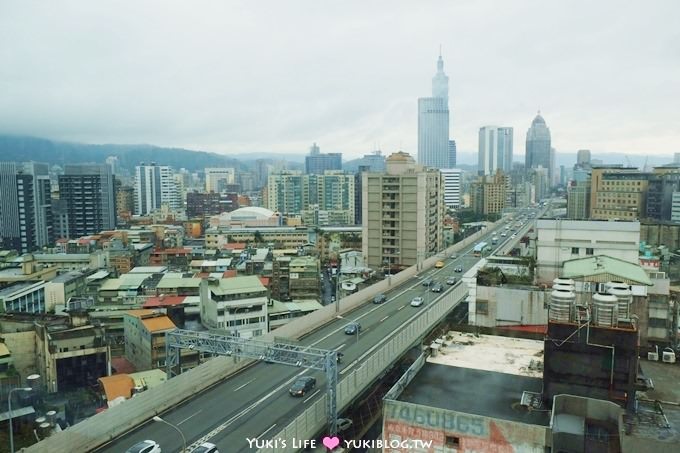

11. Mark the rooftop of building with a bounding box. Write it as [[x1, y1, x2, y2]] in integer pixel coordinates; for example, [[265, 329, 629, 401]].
[[0, 280, 44, 297], [141, 315, 175, 333], [143, 295, 186, 308], [50, 271, 85, 283], [128, 266, 168, 274], [156, 274, 201, 289], [269, 299, 323, 314], [398, 363, 550, 427], [208, 275, 266, 296], [628, 359, 680, 445], [99, 374, 134, 401], [394, 333, 550, 427], [562, 255, 652, 286], [428, 332, 544, 377], [33, 253, 95, 261], [125, 309, 157, 318], [290, 256, 318, 267], [86, 270, 110, 281]]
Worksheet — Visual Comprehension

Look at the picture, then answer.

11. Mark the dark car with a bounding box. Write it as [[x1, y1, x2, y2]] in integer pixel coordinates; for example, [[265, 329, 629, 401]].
[[446, 277, 457, 285], [431, 283, 443, 293], [454, 266, 463, 273], [373, 293, 387, 304], [421, 277, 433, 287], [289, 376, 316, 397], [344, 322, 361, 335]]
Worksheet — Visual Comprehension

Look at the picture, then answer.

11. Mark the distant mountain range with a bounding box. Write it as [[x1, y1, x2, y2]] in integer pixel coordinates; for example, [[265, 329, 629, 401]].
[[0, 135, 250, 173], [0, 134, 673, 173]]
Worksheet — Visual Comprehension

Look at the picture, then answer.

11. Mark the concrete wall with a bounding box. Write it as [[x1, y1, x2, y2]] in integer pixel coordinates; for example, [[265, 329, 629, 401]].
[[474, 285, 548, 328], [1, 331, 37, 380], [383, 399, 549, 453]]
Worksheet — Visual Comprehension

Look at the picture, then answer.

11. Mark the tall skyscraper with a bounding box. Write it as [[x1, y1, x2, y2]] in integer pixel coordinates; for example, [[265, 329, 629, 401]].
[[577, 149, 591, 167], [362, 152, 443, 272], [304, 143, 342, 175], [478, 126, 513, 176], [58, 164, 116, 238], [134, 163, 181, 215], [23, 162, 53, 248], [525, 112, 553, 184], [418, 54, 450, 169], [0, 162, 53, 252]]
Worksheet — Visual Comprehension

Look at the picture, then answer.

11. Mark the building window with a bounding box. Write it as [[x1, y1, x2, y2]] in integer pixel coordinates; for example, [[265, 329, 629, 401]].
[[571, 247, 579, 254], [445, 436, 460, 448], [586, 248, 594, 255], [476, 301, 489, 315]]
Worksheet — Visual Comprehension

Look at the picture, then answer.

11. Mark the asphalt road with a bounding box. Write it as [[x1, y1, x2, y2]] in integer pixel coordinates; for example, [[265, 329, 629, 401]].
[[98, 211, 539, 453]]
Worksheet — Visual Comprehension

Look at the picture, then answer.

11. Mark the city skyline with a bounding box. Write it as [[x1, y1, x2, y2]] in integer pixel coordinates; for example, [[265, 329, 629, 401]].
[[1, 1, 679, 160]]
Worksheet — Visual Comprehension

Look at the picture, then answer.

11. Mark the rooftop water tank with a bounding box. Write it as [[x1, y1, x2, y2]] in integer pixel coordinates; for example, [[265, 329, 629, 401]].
[[553, 278, 575, 287], [553, 283, 575, 292], [550, 289, 576, 323], [593, 292, 618, 327], [605, 281, 632, 321], [46, 410, 57, 426]]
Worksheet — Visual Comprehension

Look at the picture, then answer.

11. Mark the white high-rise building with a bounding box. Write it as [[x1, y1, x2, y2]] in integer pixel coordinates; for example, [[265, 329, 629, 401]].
[[441, 168, 463, 208], [418, 54, 450, 169], [478, 126, 513, 176], [134, 164, 181, 215], [205, 168, 236, 192]]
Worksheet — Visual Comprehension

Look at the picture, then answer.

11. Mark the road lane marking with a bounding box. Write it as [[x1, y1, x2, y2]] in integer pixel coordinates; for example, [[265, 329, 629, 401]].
[[303, 389, 321, 403], [234, 378, 256, 391], [336, 343, 346, 350], [177, 409, 202, 426], [257, 423, 278, 439], [398, 305, 406, 310], [379, 315, 389, 322], [189, 369, 309, 449]]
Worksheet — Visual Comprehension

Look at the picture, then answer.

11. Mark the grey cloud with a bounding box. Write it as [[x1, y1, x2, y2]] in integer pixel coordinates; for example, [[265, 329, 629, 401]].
[[0, 0, 679, 158]]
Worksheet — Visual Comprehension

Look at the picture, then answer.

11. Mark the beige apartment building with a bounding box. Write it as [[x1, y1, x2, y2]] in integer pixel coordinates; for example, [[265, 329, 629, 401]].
[[590, 167, 649, 220], [470, 170, 507, 215], [362, 151, 443, 273]]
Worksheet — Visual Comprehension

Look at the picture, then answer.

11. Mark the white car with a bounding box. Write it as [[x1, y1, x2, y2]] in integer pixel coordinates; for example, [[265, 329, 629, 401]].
[[194, 442, 219, 453], [410, 296, 424, 307], [125, 440, 161, 453]]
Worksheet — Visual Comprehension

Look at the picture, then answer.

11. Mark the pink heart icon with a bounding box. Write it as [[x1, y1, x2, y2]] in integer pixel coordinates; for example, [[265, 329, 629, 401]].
[[322, 436, 340, 450]]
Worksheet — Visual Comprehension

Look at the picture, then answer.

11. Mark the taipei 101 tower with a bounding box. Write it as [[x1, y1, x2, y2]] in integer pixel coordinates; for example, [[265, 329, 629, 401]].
[[418, 52, 451, 169]]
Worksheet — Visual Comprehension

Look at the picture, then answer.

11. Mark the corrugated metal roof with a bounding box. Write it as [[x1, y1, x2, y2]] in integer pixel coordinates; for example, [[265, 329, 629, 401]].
[[141, 315, 176, 333], [562, 255, 652, 285], [98, 374, 134, 401]]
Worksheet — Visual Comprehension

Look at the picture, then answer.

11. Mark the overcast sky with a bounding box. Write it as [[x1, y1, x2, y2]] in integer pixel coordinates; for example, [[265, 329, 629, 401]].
[[1, 0, 679, 159]]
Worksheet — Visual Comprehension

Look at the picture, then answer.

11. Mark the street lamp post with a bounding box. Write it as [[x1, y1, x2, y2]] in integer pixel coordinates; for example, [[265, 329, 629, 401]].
[[153, 415, 187, 453], [8, 386, 34, 453], [334, 263, 342, 314]]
